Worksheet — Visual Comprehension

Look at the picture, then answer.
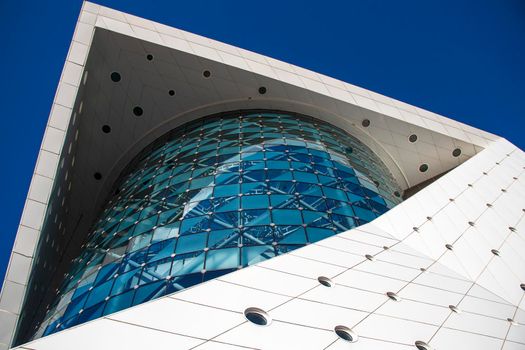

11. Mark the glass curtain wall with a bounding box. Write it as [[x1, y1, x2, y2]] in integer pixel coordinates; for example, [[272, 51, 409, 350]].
[[35, 110, 401, 338]]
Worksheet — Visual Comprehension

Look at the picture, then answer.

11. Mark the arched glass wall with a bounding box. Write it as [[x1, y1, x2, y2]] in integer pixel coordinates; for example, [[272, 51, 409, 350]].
[[35, 110, 401, 338]]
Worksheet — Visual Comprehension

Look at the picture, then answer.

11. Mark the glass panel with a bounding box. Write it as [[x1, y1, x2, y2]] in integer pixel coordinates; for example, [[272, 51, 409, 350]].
[[39, 110, 401, 338]]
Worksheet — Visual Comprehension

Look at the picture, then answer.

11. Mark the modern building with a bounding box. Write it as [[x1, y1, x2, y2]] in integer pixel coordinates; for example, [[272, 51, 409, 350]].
[[1, 2, 524, 349]]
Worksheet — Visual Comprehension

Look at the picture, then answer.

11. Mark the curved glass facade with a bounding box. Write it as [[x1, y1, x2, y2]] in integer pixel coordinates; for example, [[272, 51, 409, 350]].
[[36, 110, 401, 337]]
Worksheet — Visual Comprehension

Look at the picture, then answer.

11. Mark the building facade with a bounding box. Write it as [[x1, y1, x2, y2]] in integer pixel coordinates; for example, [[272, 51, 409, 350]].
[[0, 2, 524, 350]]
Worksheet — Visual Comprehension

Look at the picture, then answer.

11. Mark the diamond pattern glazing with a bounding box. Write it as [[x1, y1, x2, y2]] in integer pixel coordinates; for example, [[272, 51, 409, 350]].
[[36, 111, 401, 338]]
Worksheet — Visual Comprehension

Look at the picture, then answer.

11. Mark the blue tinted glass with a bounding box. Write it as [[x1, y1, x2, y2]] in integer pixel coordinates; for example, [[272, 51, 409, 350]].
[[205, 248, 239, 270], [242, 195, 269, 209], [272, 209, 303, 225], [39, 111, 401, 338]]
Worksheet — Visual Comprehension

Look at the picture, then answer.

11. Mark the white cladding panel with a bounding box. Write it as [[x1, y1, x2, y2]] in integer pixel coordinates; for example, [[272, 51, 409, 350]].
[[12, 139, 525, 350]]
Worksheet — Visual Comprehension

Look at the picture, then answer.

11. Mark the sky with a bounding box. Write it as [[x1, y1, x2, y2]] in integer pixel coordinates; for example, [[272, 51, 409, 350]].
[[0, 0, 523, 284]]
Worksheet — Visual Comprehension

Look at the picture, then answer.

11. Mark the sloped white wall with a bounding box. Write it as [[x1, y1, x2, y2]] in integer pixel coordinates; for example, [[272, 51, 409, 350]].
[[13, 139, 524, 350]]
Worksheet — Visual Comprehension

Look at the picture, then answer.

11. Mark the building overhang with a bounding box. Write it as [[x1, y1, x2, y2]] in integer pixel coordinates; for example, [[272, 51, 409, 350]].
[[0, 2, 504, 348]]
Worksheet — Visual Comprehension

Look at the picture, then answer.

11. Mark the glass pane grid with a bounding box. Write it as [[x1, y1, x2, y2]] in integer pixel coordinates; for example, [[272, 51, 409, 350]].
[[34, 110, 401, 339]]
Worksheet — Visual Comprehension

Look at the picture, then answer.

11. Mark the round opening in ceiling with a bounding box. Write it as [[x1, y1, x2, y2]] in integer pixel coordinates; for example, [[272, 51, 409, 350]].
[[365, 254, 375, 261], [110, 72, 121, 82], [168, 90, 175, 96], [393, 191, 401, 198], [386, 292, 401, 302], [361, 119, 370, 127], [94, 172, 102, 180], [203, 70, 211, 78], [133, 106, 144, 117], [491, 249, 500, 256], [334, 326, 358, 342], [258, 86, 267, 95], [317, 276, 334, 288], [508, 318, 518, 325], [244, 307, 271, 326], [415, 341, 432, 350], [419, 164, 429, 172], [102, 125, 111, 134], [521, 283, 525, 291], [452, 148, 462, 157], [409, 134, 418, 143], [445, 244, 454, 251], [146, 54, 154, 61]]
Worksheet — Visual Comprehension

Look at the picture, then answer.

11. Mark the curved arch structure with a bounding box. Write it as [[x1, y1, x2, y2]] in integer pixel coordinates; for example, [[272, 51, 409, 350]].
[[35, 110, 401, 337]]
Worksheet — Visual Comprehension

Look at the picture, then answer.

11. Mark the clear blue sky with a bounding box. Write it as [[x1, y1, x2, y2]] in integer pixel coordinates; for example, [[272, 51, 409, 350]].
[[0, 0, 523, 283]]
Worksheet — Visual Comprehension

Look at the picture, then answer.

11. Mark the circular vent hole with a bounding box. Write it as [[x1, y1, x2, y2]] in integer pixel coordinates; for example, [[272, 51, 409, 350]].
[[365, 254, 375, 261], [509, 227, 517, 232], [334, 326, 358, 342], [318, 276, 334, 288], [133, 106, 143, 116], [521, 283, 525, 291], [491, 249, 500, 256], [203, 70, 211, 78], [102, 125, 111, 133], [168, 90, 175, 96], [110, 72, 121, 82], [393, 191, 401, 198], [419, 164, 429, 172], [94, 172, 102, 180], [468, 221, 475, 226], [361, 119, 370, 127], [146, 54, 154, 61], [409, 134, 418, 143], [452, 148, 462, 157], [415, 341, 432, 350], [449, 305, 461, 313], [244, 307, 270, 326], [445, 244, 454, 251], [508, 318, 517, 325], [258, 86, 267, 95], [386, 292, 401, 302]]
